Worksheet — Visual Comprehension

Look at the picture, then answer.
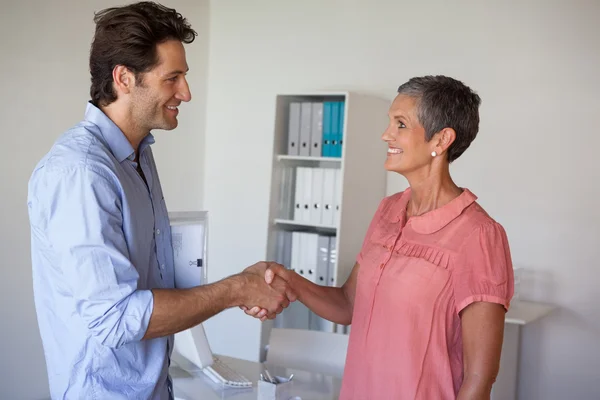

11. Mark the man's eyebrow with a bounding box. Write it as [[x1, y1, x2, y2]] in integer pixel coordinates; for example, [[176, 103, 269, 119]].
[[164, 68, 189, 77]]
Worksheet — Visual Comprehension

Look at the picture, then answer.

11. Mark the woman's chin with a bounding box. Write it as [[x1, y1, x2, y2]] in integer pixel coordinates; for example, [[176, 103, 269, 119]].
[[384, 159, 404, 174]]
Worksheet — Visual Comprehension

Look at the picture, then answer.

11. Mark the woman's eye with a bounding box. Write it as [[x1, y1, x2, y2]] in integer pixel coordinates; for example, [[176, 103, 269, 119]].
[[398, 122, 406, 128]]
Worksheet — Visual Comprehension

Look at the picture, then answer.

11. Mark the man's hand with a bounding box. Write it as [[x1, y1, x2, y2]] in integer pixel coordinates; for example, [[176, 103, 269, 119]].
[[237, 262, 296, 320], [241, 263, 295, 321]]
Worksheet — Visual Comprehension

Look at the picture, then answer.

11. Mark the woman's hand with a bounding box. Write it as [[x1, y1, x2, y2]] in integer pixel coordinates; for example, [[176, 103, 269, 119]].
[[240, 264, 297, 321]]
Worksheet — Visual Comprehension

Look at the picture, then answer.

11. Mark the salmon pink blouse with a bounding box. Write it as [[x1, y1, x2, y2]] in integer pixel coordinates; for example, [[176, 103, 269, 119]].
[[340, 188, 514, 399]]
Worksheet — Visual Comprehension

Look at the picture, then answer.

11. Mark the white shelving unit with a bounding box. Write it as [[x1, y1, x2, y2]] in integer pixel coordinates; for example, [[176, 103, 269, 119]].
[[273, 218, 337, 231], [261, 91, 389, 340], [276, 155, 342, 162]]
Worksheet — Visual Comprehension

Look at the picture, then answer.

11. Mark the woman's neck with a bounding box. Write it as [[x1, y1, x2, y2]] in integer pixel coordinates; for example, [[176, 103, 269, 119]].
[[405, 163, 463, 217]]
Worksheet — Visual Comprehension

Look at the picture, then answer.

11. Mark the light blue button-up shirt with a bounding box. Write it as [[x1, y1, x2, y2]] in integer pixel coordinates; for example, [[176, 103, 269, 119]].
[[27, 102, 175, 399]]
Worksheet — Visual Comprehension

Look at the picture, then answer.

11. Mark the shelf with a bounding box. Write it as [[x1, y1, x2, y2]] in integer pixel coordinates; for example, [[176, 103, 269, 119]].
[[504, 300, 556, 325], [276, 154, 342, 162], [273, 218, 337, 231]]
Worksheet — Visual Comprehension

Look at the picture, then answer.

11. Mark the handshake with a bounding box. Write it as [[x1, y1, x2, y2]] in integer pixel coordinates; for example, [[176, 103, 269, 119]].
[[236, 261, 297, 322]]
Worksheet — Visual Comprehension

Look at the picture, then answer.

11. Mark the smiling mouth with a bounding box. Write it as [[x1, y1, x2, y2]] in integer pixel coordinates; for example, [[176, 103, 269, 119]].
[[387, 147, 402, 154]]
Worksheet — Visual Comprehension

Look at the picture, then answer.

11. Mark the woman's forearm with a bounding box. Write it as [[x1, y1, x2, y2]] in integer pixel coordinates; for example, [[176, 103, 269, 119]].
[[290, 272, 353, 325], [457, 374, 493, 400]]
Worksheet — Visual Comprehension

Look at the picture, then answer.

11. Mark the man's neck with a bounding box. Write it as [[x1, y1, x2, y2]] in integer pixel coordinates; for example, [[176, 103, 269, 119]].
[[100, 103, 148, 153], [404, 162, 462, 217]]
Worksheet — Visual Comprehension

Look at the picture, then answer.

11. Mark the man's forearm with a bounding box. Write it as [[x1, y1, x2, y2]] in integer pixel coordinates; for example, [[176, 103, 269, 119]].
[[292, 273, 353, 325], [142, 275, 243, 340]]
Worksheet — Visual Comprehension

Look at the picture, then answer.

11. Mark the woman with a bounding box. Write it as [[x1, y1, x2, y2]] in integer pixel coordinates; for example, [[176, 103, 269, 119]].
[[246, 75, 514, 399]]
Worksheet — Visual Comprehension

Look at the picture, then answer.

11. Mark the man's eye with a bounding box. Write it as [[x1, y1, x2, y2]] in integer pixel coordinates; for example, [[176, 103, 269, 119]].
[[167, 77, 177, 82]]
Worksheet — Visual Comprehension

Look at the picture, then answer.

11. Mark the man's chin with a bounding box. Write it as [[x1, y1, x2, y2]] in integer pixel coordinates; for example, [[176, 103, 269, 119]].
[[155, 120, 178, 131]]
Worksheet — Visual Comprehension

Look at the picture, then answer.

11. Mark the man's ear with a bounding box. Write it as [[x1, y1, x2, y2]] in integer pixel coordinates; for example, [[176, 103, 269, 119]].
[[112, 65, 135, 96], [431, 127, 456, 156]]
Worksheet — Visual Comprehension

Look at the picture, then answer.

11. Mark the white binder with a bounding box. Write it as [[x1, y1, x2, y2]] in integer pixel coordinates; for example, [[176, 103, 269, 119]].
[[313, 235, 335, 333], [310, 167, 324, 225], [300, 167, 313, 222], [327, 236, 337, 287], [334, 168, 342, 224], [275, 230, 292, 268], [287, 102, 300, 155], [279, 166, 295, 220], [291, 231, 301, 275], [304, 233, 319, 284], [321, 168, 336, 227], [293, 167, 304, 221], [309, 102, 323, 157], [299, 102, 312, 156], [285, 232, 310, 329]]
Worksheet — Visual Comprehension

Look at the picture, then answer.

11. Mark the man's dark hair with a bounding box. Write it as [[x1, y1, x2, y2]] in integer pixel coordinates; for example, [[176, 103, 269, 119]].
[[90, 1, 197, 107], [397, 75, 481, 162]]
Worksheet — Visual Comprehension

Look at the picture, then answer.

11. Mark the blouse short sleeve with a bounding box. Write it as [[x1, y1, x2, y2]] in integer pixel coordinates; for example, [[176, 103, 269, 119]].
[[452, 221, 515, 315]]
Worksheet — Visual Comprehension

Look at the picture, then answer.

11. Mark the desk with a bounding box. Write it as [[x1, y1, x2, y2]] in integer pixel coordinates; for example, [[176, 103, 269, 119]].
[[493, 300, 556, 400], [171, 355, 341, 400]]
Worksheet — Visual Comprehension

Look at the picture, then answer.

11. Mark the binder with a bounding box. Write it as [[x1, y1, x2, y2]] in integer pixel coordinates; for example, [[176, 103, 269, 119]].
[[275, 230, 292, 268], [299, 102, 312, 156], [309, 234, 336, 332], [336, 101, 345, 157], [275, 230, 285, 265], [322, 102, 332, 157], [330, 102, 340, 158], [293, 167, 304, 221], [321, 168, 336, 226], [291, 232, 301, 274], [310, 167, 324, 225], [287, 102, 300, 155], [282, 232, 310, 329], [282, 231, 292, 269], [334, 168, 342, 224], [310, 102, 323, 157], [278, 166, 295, 220], [315, 235, 330, 286], [304, 233, 319, 284], [327, 236, 337, 287], [300, 167, 313, 222], [309, 235, 335, 333]]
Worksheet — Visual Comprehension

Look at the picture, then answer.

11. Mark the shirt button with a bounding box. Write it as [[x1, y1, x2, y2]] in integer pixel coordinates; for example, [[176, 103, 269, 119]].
[[156, 229, 161, 235], [161, 264, 165, 270]]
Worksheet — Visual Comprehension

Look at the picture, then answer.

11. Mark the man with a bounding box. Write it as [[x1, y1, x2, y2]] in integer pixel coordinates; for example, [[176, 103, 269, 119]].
[[27, 2, 293, 399]]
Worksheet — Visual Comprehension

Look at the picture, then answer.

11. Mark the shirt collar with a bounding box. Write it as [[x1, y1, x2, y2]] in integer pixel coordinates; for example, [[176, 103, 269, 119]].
[[84, 102, 155, 162], [397, 187, 478, 234]]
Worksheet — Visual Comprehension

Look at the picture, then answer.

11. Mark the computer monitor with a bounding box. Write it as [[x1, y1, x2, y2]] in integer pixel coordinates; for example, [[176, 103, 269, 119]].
[[172, 323, 215, 372], [169, 211, 212, 371], [169, 211, 208, 289]]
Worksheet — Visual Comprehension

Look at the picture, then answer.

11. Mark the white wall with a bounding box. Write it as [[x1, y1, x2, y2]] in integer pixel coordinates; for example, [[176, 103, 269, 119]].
[[203, 1, 600, 399], [0, 1, 209, 398]]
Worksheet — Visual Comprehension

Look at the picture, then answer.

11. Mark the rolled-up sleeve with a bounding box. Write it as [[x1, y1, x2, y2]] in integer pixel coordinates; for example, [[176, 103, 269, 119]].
[[452, 221, 515, 315], [45, 165, 153, 348]]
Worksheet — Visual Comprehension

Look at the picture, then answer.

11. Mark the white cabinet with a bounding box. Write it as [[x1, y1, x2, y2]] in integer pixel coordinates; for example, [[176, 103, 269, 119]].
[[263, 91, 389, 337]]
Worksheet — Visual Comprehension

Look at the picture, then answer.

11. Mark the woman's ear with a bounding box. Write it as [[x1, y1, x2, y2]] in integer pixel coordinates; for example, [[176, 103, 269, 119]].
[[432, 127, 456, 156]]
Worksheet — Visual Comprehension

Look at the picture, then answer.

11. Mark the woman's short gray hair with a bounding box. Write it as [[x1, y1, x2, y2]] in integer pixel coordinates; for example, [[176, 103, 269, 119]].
[[397, 75, 481, 162]]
